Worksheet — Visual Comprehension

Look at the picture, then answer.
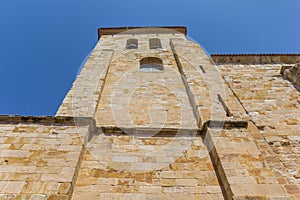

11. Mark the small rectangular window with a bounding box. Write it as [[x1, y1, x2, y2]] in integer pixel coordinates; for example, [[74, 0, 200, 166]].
[[149, 38, 162, 49], [126, 39, 138, 49]]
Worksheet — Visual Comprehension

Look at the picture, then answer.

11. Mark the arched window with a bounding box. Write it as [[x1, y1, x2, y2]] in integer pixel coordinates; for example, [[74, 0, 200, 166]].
[[140, 57, 164, 72], [149, 38, 162, 49], [126, 39, 138, 49]]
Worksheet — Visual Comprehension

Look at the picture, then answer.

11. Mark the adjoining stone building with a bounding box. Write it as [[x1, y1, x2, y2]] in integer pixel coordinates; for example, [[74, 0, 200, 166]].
[[0, 26, 299, 200]]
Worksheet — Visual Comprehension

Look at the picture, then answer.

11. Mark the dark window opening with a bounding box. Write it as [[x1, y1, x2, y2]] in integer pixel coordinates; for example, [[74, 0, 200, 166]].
[[140, 57, 164, 72], [126, 39, 138, 49], [149, 38, 162, 49]]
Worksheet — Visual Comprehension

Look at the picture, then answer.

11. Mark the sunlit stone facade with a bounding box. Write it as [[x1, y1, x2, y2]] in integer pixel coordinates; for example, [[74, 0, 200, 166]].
[[0, 27, 299, 199]]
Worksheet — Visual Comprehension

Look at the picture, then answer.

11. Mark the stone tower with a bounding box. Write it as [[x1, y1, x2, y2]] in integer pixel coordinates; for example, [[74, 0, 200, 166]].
[[0, 26, 299, 199], [57, 27, 199, 131]]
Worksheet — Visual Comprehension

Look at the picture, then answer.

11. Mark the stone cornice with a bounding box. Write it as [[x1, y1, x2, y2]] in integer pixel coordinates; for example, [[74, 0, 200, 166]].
[[98, 26, 187, 40], [211, 54, 300, 64], [0, 115, 94, 126]]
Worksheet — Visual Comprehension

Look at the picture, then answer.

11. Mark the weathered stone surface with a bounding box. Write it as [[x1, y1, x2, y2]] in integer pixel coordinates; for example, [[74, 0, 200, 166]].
[[218, 63, 300, 199], [211, 54, 300, 64], [72, 134, 224, 199], [0, 118, 90, 199], [1, 27, 300, 199], [283, 63, 300, 87], [56, 50, 113, 117], [94, 34, 198, 130]]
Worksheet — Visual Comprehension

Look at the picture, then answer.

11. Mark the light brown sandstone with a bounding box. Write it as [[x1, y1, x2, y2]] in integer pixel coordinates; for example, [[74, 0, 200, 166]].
[[0, 27, 299, 199]]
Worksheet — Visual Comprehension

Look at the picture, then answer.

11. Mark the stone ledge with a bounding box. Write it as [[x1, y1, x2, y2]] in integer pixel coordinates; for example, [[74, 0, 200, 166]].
[[0, 115, 94, 126], [211, 54, 300, 64], [100, 119, 248, 137], [100, 126, 198, 137], [200, 120, 248, 134]]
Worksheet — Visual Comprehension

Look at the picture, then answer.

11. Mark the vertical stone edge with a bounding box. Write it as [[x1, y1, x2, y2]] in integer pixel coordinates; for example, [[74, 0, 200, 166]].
[[56, 47, 114, 118]]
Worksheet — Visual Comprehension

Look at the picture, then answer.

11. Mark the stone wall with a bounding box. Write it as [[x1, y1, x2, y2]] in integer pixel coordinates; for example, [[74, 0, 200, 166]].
[[0, 116, 91, 199], [171, 39, 249, 129], [218, 63, 300, 199], [94, 34, 197, 130], [4, 26, 300, 199], [56, 47, 113, 117], [208, 123, 292, 199], [283, 63, 300, 87], [72, 132, 224, 200]]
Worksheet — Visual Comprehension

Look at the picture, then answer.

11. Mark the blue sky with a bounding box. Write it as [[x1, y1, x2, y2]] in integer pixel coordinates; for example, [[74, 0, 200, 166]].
[[0, 0, 299, 116]]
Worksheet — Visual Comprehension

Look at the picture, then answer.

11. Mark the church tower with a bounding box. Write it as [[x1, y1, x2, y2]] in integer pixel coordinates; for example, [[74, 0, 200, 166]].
[[56, 27, 234, 199], [57, 27, 198, 131], [0, 26, 298, 199], [55, 27, 295, 199]]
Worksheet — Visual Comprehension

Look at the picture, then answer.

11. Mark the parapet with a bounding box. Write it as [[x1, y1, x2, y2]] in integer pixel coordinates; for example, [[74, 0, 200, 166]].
[[211, 53, 300, 64], [98, 26, 187, 40]]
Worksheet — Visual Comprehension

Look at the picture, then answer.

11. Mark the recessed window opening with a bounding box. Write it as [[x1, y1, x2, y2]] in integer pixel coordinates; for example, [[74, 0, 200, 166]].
[[140, 57, 164, 72], [149, 38, 162, 49], [126, 39, 138, 49]]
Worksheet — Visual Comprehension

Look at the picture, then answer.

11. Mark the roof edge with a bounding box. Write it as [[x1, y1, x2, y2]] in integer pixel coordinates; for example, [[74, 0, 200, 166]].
[[211, 54, 300, 64], [97, 26, 187, 40]]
